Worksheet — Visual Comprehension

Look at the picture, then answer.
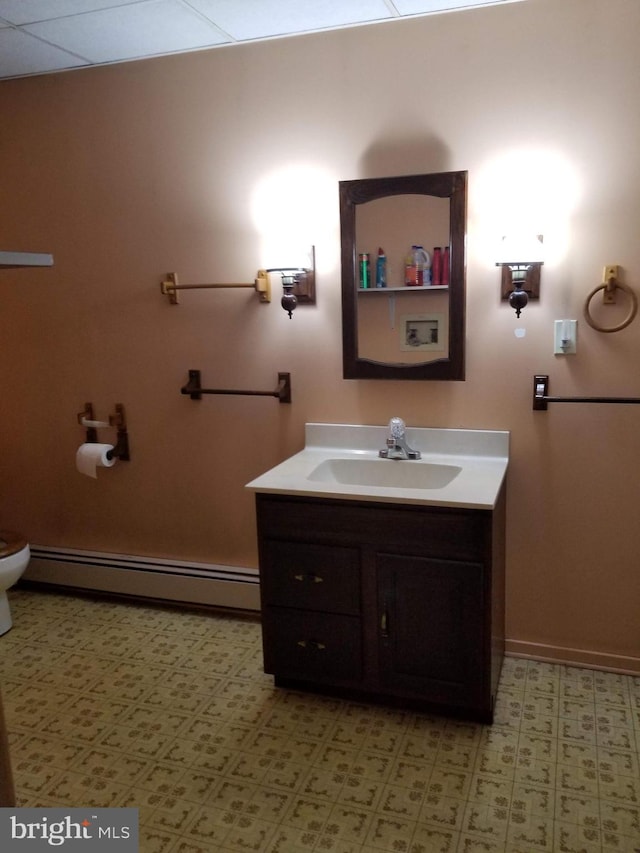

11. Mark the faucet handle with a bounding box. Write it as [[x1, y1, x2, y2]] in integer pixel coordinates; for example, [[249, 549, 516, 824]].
[[388, 417, 406, 440]]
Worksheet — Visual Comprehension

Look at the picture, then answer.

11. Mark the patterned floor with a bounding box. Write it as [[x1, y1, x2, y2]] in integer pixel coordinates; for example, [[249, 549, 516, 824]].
[[0, 587, 639, 853]]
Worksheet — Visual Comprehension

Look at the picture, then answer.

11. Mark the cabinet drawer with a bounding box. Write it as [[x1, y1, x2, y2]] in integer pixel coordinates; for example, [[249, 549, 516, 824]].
[[257, 495, 487, 561], [263, 607, 362, 683], [261, 540, 360, 614]]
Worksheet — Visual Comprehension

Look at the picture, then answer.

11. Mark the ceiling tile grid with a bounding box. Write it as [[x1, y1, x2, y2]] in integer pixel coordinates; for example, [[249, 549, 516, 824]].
[[0, 0, 524, 80]]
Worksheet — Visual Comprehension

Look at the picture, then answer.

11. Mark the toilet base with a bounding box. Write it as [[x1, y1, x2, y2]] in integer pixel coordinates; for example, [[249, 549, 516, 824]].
[[0, 592, 12, 635]]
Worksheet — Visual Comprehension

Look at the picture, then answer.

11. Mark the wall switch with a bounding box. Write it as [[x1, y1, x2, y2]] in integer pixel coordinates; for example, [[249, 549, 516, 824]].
[[554, 319, 577, 354]]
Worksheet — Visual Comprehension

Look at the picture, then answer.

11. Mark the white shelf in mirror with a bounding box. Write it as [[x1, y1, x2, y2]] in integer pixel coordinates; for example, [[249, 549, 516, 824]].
[[357, 285, 448, 293], [0, 251, 53, 269]]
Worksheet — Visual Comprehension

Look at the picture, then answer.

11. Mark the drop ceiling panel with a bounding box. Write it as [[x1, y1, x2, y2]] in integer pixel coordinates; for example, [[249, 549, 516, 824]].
[[393, 0, 515, 12], [188, 0, 395, 41], [0, 0, 528, 80], [0, 0, 138, 26], [22, 0, 230, 64], [0, 26, 88, 76]]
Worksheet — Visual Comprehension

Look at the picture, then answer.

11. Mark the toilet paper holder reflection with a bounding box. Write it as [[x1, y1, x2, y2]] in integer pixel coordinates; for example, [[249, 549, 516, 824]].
[[77, 403, 130, 461]]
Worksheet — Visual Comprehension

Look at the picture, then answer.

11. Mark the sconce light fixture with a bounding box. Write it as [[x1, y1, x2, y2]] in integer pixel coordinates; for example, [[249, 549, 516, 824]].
[[160, 246, 315, 318], [265, 247, 316, 319], [496, 235, 544, 318]]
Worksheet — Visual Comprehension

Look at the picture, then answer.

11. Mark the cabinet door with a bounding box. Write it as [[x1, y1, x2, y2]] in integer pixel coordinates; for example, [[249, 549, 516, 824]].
[[377, 553, 484, 706]]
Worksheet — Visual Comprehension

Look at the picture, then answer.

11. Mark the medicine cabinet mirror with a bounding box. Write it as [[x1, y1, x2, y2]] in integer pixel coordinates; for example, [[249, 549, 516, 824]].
[[340, 171, 467, 380]]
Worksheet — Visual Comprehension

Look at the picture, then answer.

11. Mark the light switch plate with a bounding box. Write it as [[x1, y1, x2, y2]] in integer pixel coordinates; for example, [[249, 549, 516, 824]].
[[554, 319, 577, 354]]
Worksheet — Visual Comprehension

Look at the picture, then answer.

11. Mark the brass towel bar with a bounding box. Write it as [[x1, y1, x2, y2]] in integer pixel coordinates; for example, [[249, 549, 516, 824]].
[[181, 369, 291, 404], [161, 272, 271, 305], [160, 248, 316, 317]]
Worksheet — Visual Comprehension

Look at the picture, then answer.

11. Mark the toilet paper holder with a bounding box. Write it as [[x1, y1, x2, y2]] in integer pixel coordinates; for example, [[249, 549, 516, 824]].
[[77, 403, 130, 461]]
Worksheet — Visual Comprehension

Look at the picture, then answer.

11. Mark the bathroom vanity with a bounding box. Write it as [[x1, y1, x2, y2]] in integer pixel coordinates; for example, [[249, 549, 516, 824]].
[[247, 424, 508, 723]]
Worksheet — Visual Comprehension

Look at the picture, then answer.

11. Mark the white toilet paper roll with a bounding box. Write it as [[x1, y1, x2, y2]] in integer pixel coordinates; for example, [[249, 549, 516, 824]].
[[76, 443, 116, 478]]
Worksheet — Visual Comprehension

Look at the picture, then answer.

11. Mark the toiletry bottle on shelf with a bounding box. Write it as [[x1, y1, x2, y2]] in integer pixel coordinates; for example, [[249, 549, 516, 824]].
[[404, 247, 417, 286], [405, 245, 431, 286], [359, 252, 371, 289], [418, 246, 432, 285], [375, 247, 387, 288], [432, 247, 442, 286], [442, 246, 450, 285]]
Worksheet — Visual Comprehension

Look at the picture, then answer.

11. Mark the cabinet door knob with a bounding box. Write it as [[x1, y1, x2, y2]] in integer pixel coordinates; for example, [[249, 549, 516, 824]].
[[380, 611, 389, 637]]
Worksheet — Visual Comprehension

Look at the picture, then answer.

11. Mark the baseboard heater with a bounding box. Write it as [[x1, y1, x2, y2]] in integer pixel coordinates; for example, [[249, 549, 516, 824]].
[[25, 545, 260, 611]]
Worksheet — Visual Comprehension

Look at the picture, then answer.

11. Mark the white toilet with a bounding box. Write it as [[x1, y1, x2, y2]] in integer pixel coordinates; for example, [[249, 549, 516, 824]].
[[0, 531, 30, 635]]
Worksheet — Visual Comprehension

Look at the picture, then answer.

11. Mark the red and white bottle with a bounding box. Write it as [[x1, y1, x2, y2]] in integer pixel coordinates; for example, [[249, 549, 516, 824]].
[[442, 246, 450, 286], [432, 247, 442, 286]]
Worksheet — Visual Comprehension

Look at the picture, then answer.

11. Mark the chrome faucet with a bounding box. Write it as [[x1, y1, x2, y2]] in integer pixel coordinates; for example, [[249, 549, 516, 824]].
[[379, 417, 421, 460]]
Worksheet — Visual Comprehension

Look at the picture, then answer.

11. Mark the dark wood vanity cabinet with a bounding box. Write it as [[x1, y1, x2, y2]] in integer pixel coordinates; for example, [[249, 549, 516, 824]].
[[256, 489, 505, 722]]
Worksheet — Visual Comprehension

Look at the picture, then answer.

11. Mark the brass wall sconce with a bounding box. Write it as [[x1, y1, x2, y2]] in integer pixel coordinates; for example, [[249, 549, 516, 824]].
[[497, 235, 544, 318], [160, 246, 315, 318]]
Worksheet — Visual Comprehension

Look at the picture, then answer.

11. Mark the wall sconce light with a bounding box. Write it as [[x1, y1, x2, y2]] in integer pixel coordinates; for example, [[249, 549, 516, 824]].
[[265, 247, 316, 319], [496, 235, 544, 318], [160, 246, 315, 318]]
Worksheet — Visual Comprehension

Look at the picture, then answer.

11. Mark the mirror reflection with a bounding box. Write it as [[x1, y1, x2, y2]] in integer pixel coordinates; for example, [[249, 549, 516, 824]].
[[356, 194, 450, 365]]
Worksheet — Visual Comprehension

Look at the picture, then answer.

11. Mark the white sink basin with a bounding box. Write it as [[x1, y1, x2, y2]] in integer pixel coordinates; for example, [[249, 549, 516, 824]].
[[246, 423, 509, 509], [308, 458, 461, 490]]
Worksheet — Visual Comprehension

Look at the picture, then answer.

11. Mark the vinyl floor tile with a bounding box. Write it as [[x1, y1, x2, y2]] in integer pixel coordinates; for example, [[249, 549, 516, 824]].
[[2, 588, 640, 853]]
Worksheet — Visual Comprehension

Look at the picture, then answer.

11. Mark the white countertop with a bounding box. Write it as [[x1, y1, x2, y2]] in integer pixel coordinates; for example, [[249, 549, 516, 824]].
[[246, 423, 509, 510]]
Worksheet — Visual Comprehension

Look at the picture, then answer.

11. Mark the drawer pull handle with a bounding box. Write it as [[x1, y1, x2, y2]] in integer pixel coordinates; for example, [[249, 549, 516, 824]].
[[296, 639, 326, 650], [293, 573, 324, 583]]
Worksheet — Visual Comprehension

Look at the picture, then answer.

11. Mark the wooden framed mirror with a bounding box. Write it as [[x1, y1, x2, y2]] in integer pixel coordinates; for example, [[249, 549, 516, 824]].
[[340, 171, 467, 380]]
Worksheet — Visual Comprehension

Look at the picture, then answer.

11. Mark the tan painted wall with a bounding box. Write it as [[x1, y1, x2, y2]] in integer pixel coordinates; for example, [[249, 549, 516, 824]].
[[1, 0, 639, 669]]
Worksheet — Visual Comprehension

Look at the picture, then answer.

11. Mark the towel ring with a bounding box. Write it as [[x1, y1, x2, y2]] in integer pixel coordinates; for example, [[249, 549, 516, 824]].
[[583, 280, 637, 333]]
